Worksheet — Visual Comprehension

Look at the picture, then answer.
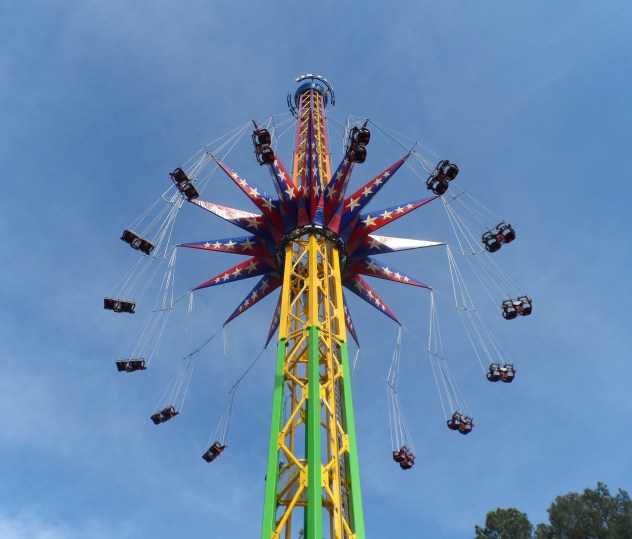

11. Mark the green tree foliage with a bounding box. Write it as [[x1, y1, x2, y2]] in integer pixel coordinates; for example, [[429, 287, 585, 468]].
[[536, 483, 632, 539], [474, 483, 632, 539], [474, 507, 533, 539]]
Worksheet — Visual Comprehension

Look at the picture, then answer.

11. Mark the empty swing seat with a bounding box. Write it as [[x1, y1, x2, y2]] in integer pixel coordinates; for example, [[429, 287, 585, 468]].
[[121, 229, 154, 256], [116, 359, 146, 372], [482, 231, 502, 253], [202, 441, 227, 463], [104, 297, 136, 314], [503, 297, 532, 319], [170, 168, 199, 201], [497, 222, 516, 243], [482, 222, 516, 252], [151, 405, 179, 425], [426, 160, 459, 196]]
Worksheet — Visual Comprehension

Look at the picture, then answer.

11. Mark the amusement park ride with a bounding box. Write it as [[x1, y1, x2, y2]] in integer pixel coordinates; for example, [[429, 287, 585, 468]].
[[105, 75, 531, 539]]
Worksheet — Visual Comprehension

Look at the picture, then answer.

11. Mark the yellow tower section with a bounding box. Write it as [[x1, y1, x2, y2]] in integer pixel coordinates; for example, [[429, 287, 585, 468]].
[[261, 85, 365, 539]]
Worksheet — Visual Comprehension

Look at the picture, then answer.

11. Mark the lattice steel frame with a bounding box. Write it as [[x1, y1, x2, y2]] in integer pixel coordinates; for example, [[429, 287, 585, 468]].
[[261, 89, 365, 539]]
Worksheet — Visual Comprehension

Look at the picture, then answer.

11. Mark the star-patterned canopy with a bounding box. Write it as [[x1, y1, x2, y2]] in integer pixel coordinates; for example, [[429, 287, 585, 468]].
[[180, 147, 445, 345]]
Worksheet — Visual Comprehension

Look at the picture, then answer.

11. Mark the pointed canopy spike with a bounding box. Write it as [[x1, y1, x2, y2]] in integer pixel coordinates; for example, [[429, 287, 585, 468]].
[[210, 154, 284, 232], [324, 156, 355, 229], [343, 298, 360, 347], [269, 157, 299, 230], [338, 154, 412, 232], [350, 235, 446, 258], [179, 236, 272, 258], [224, 275, 282, 325], [265, 292, 283, 347], [343, 275, 400, 324], [193, 257, 273, 291], [347, 195, 438, 244], [346, 257, 430, 288], [191, 199, 276, 243]]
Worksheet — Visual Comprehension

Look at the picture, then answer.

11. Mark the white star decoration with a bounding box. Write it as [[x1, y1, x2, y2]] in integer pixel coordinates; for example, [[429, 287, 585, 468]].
[[362, 215, 377, 227], [368, 237, 382, 250], [241, 238, 255, 250]]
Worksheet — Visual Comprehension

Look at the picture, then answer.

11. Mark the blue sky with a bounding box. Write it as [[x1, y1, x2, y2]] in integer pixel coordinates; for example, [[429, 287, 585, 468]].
[[1, 1, 631, 538]]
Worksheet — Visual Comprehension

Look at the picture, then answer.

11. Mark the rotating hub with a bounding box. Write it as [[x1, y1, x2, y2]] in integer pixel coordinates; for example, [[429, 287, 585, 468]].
[[275, 225, 348, 274]]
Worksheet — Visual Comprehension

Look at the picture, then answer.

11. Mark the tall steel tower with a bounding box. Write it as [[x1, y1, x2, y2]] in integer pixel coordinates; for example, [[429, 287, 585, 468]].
[[112, 74, 459, 539], [261, 76, 365, 539]]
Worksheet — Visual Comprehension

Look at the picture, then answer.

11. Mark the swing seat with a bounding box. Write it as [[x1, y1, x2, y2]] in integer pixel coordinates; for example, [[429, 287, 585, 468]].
[[482, 222, 515, 252], [482, 230, 502, 253], [459, 417, 474, 434], [501, 299, 518, 320], [427, 160, 459, 195], [252, 129, 275, 165], [444, 162, 459, 181], [497, 222, 516, 243], [486, 363, 501, 382], [346, 127, 370, 163], [121, 229, 154, 255], [350, 145, 367, 163], [515, 296, 532, 316], [350, 126, 371, 145], [170, 168, 199, 200], [259, 146, 275, 165], [116, 359, 146, 372], [500, 364, 515, 383], [253, 129, 271, 146], [202, 442, 227, 462], [151, 405, 179, 425], [426, 177, 449, 196], [447, 412, 462, 430], [104, 297, 135, 314], [458, 416, 474, 435]]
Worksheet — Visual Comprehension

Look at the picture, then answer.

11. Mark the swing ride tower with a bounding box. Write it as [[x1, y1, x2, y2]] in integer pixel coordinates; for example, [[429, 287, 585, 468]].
[[107, 73, 532, 539], [261, 78, 365, 539]]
